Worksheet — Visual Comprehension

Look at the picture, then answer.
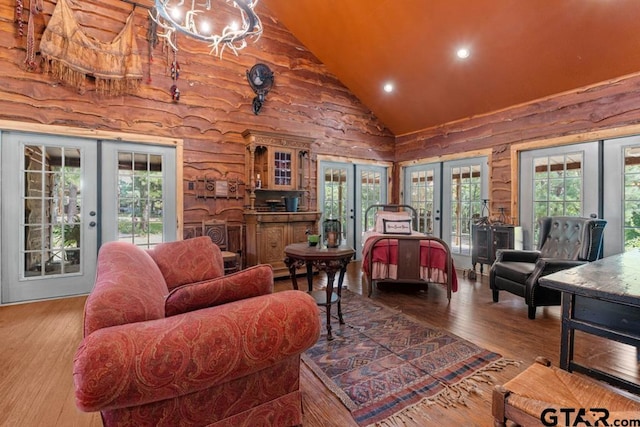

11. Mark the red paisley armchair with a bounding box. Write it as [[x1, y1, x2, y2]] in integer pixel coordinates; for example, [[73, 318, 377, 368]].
[[74, 236, 320, 427]]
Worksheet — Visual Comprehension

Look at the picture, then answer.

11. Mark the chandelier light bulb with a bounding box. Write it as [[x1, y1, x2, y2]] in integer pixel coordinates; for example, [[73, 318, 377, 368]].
[[200, 21, 211, 34], [170, 7, 182, 20]]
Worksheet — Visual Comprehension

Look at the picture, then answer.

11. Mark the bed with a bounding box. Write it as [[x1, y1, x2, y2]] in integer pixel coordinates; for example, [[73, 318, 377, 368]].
[[362, 204, 457, 299]]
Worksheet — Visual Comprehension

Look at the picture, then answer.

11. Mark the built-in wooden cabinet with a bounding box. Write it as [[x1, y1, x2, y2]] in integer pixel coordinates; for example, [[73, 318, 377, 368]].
[[243, 130, 319, 276], [243, 130, 314, 210], [244, 211, 322, 278]]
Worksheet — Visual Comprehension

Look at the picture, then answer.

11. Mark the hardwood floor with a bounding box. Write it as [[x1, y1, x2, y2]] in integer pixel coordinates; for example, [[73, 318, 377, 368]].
[[1, 262, 638, 426]]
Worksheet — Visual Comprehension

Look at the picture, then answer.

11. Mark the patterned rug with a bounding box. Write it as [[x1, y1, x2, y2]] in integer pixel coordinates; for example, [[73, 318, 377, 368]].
[[302, 290, 519, 427]]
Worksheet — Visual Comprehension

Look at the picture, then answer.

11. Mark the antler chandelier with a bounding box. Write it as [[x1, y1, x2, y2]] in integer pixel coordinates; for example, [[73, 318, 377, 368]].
[[152, 0, 262, 57]]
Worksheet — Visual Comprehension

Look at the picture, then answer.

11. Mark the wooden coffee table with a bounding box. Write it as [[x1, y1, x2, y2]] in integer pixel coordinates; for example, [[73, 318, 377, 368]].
[[284, 243, 355, 340]]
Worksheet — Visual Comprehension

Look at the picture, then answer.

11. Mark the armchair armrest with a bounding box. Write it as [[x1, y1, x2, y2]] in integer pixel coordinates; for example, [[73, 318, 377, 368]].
[[494, 249, 541, 264], [165, 264, 274, 316], [526, 258, 588, 294], [74, 290, 320, 412]]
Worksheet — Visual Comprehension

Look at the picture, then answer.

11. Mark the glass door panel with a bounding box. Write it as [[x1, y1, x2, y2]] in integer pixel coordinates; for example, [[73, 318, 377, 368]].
[[101, 141, 177, 248], [531, 152, 584, 243], [520, 142, 599, 250], [442, 157, 488, 269], [2, 132, 98, 303], [403, 163, 442, 236], [355, 165, 387, 255], [322, 164, 349, 247], [603, 135, 640, 255], [358, 168, 385, 231], [623, 146, 640, 250], [319, 161, 387, 260]]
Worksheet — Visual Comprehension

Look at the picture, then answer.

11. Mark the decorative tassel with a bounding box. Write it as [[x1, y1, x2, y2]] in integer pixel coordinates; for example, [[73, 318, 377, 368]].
[[15, 0, 24, 37], [170, 84, 180, 101], [170, 61, 180, 80]]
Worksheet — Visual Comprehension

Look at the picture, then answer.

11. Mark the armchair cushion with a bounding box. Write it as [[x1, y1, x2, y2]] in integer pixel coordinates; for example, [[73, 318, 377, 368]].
[[84, 241, 168, 336], [495, 249, 541, 264], [492, 261, 536, 284], [150, 236, 225, 290], [165, 264, 275, 316]]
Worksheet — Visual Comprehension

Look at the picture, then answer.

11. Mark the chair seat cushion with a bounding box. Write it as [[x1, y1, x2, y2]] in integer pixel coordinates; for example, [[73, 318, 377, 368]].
[[493, 261, 535, 284], [502, 362, 640, 422]]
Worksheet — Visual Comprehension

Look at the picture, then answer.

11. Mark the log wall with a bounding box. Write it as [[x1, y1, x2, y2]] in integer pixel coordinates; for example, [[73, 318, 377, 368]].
[[0, 0, 395, 237]]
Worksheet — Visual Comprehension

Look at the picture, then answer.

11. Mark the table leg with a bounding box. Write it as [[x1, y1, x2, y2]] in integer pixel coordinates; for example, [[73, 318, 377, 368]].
[[306, 262, 313, 292], [337, 265, 346, 325], [325, 270, 336, 341], [284, 257, 299, 291], [559, 293, 575, 371]]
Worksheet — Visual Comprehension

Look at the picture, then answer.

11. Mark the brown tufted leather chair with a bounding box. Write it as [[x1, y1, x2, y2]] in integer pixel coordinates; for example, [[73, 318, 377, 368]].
[[490, 216, 607, 319]]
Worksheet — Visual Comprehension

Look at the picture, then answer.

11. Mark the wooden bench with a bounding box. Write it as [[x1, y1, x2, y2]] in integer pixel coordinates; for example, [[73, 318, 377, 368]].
[[492, 357, 640, 427]]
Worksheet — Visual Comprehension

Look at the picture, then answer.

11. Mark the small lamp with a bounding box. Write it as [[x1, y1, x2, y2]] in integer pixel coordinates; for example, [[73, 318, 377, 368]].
[[323, 219, 341, 248]]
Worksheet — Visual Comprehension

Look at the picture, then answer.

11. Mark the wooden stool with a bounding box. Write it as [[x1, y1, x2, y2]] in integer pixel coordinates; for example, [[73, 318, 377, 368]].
[[492, 357, 640, 427]]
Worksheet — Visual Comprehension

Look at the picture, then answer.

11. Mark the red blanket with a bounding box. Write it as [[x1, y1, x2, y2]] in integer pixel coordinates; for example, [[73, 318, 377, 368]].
[[362, 235, 458, 292]]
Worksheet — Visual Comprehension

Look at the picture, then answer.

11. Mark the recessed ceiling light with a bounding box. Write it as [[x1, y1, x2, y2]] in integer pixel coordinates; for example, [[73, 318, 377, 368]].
[[456, 47, 470, 59], [383, 82, 394, 93]]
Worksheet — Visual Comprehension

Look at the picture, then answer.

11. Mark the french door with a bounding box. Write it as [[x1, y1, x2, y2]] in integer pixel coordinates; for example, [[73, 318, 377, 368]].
[[519, 137, 640, 256], [402, 157, 488, 268], [1, 131, 176, 304], [520, 142, 600, 250], [319, 161, 388, 259]]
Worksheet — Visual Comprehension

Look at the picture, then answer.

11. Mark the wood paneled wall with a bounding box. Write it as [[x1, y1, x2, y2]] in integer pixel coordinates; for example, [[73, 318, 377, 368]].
[[4, 0, 640, 234], [395, 73, 640, 222], [0, 0, 395, 232]]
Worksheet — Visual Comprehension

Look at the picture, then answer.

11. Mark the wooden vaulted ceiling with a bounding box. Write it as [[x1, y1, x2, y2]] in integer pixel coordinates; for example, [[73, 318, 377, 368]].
[[261, 0, 640, 136]]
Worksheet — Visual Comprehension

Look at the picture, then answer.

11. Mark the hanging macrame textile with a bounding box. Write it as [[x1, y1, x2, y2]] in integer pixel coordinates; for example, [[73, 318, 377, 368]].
[[40, 0, 143, 95]]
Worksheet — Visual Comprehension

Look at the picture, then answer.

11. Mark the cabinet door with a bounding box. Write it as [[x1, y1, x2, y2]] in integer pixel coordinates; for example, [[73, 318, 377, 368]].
[[291, 222, 311, 244], [472, 225, 490, 264], [269, 147, 297, 190], [492, 227, 514, 253], [260, 222, 287, 268]]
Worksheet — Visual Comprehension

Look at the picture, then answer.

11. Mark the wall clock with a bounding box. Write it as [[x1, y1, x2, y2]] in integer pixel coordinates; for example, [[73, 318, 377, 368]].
[[246, 63, 274, 115]]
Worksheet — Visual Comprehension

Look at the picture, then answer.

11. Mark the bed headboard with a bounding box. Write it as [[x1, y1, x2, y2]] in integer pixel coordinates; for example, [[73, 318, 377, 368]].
[[364, 204, 419, 231]]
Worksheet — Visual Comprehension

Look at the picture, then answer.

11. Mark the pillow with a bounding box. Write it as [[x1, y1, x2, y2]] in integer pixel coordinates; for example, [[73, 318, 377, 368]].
[[374, 211, 411, 233], [382, 218, 413, 235]]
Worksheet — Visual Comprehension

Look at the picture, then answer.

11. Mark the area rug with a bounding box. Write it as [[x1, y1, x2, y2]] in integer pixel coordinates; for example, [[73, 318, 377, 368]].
[[302, 290, 519, 427]]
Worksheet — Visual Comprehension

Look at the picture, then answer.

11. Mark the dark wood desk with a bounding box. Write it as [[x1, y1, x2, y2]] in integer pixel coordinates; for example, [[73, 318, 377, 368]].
[[539, 250, 640, 395], [284, 243, 355, 340]]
